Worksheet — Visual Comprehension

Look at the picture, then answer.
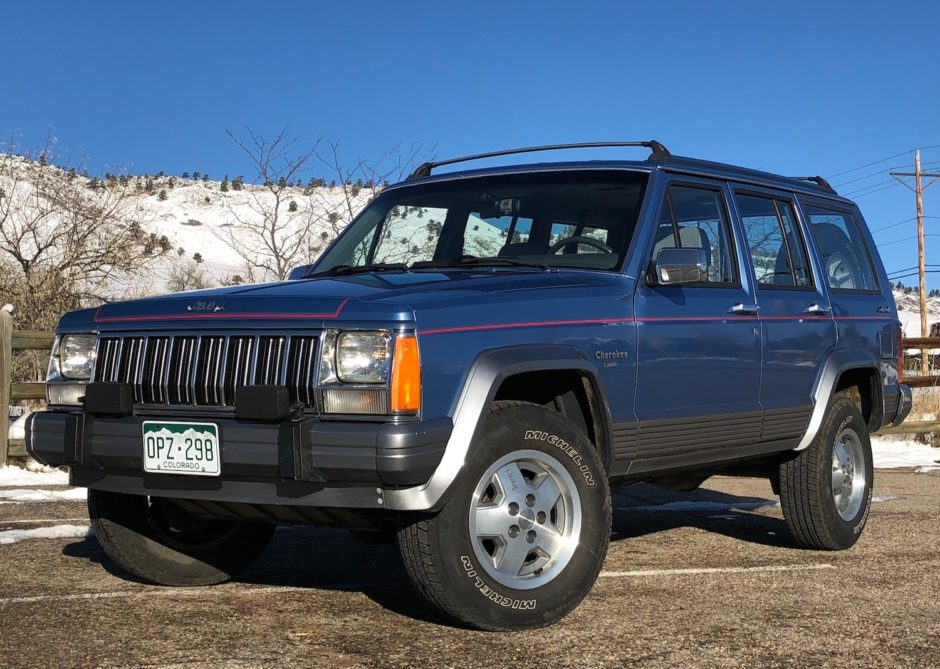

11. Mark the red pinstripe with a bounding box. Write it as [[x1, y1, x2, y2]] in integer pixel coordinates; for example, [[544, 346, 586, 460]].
[[93, 298, 350, 324]]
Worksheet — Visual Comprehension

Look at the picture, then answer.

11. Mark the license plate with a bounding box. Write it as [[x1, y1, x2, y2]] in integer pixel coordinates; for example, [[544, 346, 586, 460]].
[[142, 421, 221, 476]]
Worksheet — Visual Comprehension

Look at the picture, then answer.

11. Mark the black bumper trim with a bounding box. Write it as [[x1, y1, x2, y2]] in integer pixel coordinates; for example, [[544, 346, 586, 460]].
[[70, 467, 386, 509], [26, 410, 452, 495], [889, 384, 913, 427]]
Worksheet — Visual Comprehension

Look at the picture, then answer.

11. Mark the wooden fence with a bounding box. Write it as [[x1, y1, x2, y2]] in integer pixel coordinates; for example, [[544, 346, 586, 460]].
[[901, 337, 940, 388], [1, 307, 55, 463]]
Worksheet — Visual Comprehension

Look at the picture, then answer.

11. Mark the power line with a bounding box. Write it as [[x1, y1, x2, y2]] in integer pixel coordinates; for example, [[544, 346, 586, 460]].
[[877, 232, 940, 247], [889, 264, 940, 277], [834, 165, 910, 188], [842, 178, 897, 197], [871, 217, 917, 234], [850, 182, 904, 199], [887, 269, 940, 281], [827, 144, 940, 179], [872, 215, 940, 234]]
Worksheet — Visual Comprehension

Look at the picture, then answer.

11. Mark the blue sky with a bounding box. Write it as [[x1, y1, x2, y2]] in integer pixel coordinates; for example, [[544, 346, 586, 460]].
[[2, 1, 939, 285]]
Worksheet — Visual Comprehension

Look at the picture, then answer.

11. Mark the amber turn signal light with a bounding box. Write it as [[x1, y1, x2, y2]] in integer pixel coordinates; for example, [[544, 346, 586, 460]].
[[391, 335, 421, 413]]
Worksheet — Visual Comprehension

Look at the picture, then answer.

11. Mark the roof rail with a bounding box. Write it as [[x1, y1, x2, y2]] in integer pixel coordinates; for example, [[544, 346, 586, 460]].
[[788, 175, 836, 194], [408, 140, 671, 179]]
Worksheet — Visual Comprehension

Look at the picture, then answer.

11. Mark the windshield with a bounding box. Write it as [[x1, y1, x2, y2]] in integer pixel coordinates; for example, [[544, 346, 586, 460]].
[[312, 170, 649, 274]]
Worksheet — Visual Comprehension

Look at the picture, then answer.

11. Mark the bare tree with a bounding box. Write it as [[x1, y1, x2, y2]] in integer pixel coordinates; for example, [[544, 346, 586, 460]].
[[0, 137, 171, 380], [307, 140, 427, 251], [0, 138, 170, 328], [165, 257, 211, 293], [218, 128, 322, 282], [217, 129, 430, 282]]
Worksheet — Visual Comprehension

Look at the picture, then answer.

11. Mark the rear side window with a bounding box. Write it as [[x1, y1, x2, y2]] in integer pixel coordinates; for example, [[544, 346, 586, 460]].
[[653, 185, 737, 284], [804, 206, 878, 292], [736, 194, 812, 288]]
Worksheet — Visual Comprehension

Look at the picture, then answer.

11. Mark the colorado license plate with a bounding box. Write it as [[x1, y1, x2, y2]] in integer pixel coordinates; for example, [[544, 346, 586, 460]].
[[142, 421, 221, 476]]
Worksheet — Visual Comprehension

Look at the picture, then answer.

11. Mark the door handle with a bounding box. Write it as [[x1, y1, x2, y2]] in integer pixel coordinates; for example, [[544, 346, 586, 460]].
[[730, 303, 760, 315], [805, 303, 831, 315]]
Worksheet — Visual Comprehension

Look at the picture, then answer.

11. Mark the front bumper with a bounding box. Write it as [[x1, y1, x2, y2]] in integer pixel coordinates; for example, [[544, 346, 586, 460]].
[[26, 410, 451, 510]]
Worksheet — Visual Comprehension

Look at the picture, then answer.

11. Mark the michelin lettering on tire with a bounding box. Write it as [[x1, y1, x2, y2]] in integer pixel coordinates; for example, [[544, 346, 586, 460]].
[[460, 556, 537, 610], [523, 430, 596, 486]]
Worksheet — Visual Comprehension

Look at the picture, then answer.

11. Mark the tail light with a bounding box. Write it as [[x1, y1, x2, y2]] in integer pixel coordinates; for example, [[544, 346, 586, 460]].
[[898, 325, 904, 384]]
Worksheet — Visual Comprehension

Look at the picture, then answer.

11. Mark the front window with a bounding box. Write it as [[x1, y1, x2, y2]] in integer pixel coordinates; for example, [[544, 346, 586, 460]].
[[314, 171, 649, 273], [651, 184, 737, 284]]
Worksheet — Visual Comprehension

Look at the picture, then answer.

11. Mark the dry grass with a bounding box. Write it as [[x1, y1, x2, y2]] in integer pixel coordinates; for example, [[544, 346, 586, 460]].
[[910, 387, 940, 422]]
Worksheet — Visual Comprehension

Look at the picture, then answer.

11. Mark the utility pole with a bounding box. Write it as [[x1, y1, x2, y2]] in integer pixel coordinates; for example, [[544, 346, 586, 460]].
[[891, 150, 940, 376]]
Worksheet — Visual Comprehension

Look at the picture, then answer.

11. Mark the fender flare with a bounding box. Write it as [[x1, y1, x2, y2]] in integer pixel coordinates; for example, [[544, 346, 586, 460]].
[[795, 349, 881, 451], [383, 344, 612, 511]]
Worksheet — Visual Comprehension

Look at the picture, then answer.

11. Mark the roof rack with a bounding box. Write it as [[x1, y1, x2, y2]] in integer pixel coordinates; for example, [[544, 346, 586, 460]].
[[788, 175, 836, 194], [408, 140, 671, 179]]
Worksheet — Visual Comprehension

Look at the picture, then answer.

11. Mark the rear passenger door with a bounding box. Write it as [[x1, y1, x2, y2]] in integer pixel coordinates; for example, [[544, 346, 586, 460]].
[[632, 178, 763, 470], [731, 188, 837, 444], [797, 199, 895, 398]]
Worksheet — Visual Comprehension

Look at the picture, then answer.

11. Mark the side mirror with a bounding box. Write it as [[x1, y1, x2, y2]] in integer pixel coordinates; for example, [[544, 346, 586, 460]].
[[653, 247, 707, 285], [288, 264, 316, 280]]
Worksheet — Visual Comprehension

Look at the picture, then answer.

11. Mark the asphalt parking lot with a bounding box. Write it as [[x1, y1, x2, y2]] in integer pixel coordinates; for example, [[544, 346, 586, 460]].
[[1, 469, 938, 669]]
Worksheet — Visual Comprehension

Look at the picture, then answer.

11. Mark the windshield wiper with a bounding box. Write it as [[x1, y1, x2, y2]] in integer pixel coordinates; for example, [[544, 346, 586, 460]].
[[411, 256, 549, 270], [308, 263, 409, 277]]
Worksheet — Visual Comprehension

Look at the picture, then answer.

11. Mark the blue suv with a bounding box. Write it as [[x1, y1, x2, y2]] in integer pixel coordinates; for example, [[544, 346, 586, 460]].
[[27, 142, 912, 630]]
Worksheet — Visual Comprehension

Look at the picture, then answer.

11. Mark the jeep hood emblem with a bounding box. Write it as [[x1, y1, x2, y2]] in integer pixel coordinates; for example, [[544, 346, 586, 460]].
[[187, 300, 225, 313]]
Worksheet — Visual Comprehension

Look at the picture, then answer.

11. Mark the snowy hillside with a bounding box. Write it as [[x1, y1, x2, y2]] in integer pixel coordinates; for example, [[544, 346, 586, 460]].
[[0, 152, 374, 296], [894, 288, 940, 338], [130, 176, 368, 284]]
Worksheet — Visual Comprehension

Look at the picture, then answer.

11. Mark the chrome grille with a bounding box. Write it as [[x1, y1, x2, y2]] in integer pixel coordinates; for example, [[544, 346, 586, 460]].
[[95, 334, 319, 408], [285, 336, 318, 406]]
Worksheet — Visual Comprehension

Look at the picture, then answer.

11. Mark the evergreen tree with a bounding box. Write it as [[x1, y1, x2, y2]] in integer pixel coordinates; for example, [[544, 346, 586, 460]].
[[181, 171, 190, 179], [193, 252, 203, 264], [221, 175, 230, 192], [157, 189, 167, 201], [288, 200, 298, 212]]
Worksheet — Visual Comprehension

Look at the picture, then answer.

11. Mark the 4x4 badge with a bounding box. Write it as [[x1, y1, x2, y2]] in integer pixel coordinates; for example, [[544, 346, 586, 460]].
[[187, 301, 225, 313]]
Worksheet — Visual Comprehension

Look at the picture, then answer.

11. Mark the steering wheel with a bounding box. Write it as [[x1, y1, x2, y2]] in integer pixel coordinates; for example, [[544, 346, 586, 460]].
[[549, 235, 614, 254]]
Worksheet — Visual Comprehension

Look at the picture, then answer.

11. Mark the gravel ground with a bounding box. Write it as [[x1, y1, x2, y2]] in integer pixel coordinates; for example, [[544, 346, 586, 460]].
[[1, 470, 938, 668]]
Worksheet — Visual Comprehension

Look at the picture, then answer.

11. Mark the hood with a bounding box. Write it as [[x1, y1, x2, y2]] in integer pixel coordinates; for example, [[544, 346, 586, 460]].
[[59, 269, 627, 331]]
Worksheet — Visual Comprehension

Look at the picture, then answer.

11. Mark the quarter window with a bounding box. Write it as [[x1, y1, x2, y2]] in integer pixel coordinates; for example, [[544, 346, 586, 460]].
[[736, 194, 812, 288], [652, 185, 737, 284], [805, 206, 878, 292]]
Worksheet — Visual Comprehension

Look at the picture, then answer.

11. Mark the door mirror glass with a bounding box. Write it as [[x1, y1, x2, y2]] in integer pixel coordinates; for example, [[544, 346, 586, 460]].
[[654, 247, 708, 285]]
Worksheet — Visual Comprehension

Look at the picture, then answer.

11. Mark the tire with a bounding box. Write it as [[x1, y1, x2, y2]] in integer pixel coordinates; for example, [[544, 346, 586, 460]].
[[398, 400, 611, 631], [779, 394, 873, 550], [88, 490, 276, 586]]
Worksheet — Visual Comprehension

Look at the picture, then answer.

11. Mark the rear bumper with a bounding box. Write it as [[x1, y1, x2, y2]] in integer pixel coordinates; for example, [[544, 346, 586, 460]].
[[888, 383, 913, 426], [26, 410, 451, 509]]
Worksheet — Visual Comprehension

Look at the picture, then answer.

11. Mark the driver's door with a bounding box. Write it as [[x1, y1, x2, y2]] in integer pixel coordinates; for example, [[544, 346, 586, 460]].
[[631, 177, 764, 472]]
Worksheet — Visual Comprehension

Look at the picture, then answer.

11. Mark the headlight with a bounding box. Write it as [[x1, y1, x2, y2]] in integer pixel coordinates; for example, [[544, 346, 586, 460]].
[[53, 334, 98, 381], [335, 332, 390, 383]]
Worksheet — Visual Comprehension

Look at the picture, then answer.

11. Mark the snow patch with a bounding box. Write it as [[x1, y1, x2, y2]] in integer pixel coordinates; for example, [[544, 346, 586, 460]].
[[0, 524, 91, 545], [7, 411, 31, 441], [0, 465, 69, 487], [0, 487, 86, 502], [871, 437, 940, 472]]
